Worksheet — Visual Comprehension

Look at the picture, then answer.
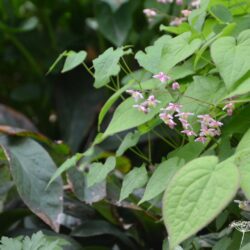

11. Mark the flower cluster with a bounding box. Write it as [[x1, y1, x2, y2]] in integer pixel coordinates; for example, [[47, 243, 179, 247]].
[[159, 103, 223, 143], [153, 72, 180, 90], [126, 90, 161, 114], [223, 102, 234, 116]]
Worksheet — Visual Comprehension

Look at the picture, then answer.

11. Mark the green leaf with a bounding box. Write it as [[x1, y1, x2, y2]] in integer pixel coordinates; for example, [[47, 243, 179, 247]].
[[236, 128, 250, 153], [135, 35, 172, 73], [163, 156, 239, 249], [116, 131, 141, 156], [139, 158, 184, 204], [98, 80, 134, 130], [95, 1, 138, 46], [87, 156, 116, 187], [211, 29, 250, 90], [47, 51, 67, 74], [212, 237, 232, 250], [0, 137, 63, 232], [93, 47, 128, 88], [101, 0, 128, 12], [104, 91, 172, 136], [234, 149, 250, 199], [168, 141, 207, 162], [68, 168, 106, 204], [180, 76, 226, 117], [160, 23, 191, 35], [47, 153, 84, 188], [160, 32, 202, 72], [240, 243, 250, 250], [210, 4, 233, 23], [61, 50, 87, 73], [224, 77, 250, 99], [119, 165, 148, 202]]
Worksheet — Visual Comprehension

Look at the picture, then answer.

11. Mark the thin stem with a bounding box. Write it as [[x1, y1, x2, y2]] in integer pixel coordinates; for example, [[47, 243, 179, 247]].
[[151, 129, 177, 149], [82, 62, 95, 77], [116, 135, 150, 163], [182, 95, 215, 107], [240, 231, 245, 249]]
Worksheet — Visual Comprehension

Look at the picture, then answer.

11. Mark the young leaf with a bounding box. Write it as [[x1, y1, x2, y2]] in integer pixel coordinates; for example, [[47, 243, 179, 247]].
[[211, 29, 250, 90], [47, 153, 84, 188], [104, 91, 172, 136], [119, 165, 148, 202], [139, 158, 184, 204], [135, 35, 172, 73], [47, 51, 67, 74], [0, 136, 63, 232], [163, 156, 239, 249], [116, 131, 141, 156], [61, 50, 87, 73], [93, 47, 130, 88], [87, 156, 116, 187]]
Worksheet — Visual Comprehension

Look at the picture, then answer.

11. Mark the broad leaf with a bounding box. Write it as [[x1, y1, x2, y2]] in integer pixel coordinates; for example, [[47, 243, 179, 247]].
[[93, 47, 129, 88], [62, 50, 87, 73], [104, 91, 172, 136], [0, 136, 63, 231], [163, 156, 239, 249], [210, 4, 233, 23], [135, 35, 172, 73], [160, 32, 202, 72], [87, 156, 116, 187], [180, 76, 226, 115], [95, 1, 138, 46], [234, 149, 250, 199], [116, 131, 141, 156], [211, 29, 250, 90], [236, 128, 250, 153], [119, 165, 148, 202], [68, 168, 106, 204], [139, 158, 184, 204]]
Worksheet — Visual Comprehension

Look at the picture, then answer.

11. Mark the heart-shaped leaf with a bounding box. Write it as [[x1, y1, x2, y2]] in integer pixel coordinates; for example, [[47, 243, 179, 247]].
[[211, 29, 250, 90], [163, 156, 239, 249]]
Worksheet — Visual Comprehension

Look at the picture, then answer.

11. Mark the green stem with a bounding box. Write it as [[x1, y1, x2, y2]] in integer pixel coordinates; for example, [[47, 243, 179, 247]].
[[151, 129, 177, 149]]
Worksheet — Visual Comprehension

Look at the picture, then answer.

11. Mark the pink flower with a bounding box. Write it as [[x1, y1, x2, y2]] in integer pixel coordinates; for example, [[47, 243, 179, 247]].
[[195, 136, 207, 144], [146, 95, 160, 107], [143, 9, 157, 18], [175, 0, 183, 5], [191, 0, 200, 8], [165, 103, 182, 113], [172, 81, 180, 90], [223, 102, 234, 116], [181, 9, 192, 17], [181, 130, 197, 136], [126, 90, 144, 102], [170, 17, 186, 26], [159, 113, 176, 129], [133, 104, 149, 114], [209, 120, 223, 128], [178, 118, 191, 129], [157, 0, 173, 2], [153, 72, 171, 83]]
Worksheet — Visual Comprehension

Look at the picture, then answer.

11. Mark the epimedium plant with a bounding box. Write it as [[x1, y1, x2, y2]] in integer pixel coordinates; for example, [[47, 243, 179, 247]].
[[48, 0, 250, 249], [45, 0, 250, 248], [2, 0, 250, 249]]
